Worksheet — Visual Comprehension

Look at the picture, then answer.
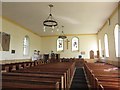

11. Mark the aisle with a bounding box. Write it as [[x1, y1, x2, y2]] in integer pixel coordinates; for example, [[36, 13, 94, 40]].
[[70, 68, 89, 89]]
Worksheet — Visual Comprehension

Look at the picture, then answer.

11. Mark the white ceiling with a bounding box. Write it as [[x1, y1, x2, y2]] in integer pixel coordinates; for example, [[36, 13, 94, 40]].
[[2, 2, 118, 36]]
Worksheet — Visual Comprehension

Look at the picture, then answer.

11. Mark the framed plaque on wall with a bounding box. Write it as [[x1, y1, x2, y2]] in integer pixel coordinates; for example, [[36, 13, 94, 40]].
[[0, 32, 10, 51]]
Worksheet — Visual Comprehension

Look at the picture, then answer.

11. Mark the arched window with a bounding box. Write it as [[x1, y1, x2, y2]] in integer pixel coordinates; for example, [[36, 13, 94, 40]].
[[98, 39, 102, 57], [72, 37, 79, 51], [114, 24, 119, 57], [23, 35, 30, 55], [104, 34, 109, 57], [57, 38, 64, 51]]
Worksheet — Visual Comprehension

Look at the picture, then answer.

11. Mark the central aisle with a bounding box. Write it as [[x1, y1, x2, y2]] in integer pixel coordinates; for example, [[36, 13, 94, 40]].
[[70, 68, 89, 89]]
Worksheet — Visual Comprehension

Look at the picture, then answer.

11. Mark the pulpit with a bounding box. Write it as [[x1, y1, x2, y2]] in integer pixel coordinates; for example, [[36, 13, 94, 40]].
[[43, 54, 49, 63], [51, 53, 55, 59], [50, 54, 60, 63]]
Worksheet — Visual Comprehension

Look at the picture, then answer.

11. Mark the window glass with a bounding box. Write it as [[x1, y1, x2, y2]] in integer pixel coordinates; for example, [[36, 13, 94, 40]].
[[23, 36, 29, 55], [104, 34, 109, 57], [57, 38, 64, 51], [99, 39, 102, 57], [72, 37, 79, 51], [114, 24, 120, 57]]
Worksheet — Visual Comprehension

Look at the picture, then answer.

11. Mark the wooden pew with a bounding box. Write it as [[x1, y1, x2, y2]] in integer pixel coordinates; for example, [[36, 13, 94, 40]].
[[1, 60, 42, 72], [2, 75, 60, 89], [2, 61, 75, 90], [13, 69, 68, 89], [13, 62, 75, 88], [3, 75, 60, 84], [84, 62, 120, 90], [2, 81, 58, 90], [2, 72, 64, 89]]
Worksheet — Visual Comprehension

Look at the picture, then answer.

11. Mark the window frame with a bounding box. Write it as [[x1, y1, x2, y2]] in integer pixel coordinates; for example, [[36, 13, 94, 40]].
[[114, 24, 119, 57], [56, 38, 64, 52], [71, 37, 79, 52]]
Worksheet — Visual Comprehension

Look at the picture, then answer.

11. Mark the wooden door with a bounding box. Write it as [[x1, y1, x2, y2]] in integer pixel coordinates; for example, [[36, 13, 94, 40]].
[[90, 50, 94, 59]]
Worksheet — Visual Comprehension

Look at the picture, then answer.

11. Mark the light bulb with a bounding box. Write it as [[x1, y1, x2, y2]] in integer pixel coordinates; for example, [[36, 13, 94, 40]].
[[57, 28, 59, 31], [43, 26, 46, 32], [43, 26, 46, 29], [52, 26, 54, 29], [44, 29, 46, 32]]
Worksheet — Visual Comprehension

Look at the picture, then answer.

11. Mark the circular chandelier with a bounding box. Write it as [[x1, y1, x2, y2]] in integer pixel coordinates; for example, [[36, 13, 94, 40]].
[[58, 26, 67, 39], [43, 4, 58, 32]]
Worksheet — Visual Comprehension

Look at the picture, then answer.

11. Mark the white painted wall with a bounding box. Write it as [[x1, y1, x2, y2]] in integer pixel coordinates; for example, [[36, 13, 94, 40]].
[[0, 18, 42, 60], [41, 35, 98, 59], [97, 7, 119, 61], [0, 18, 98, 60]]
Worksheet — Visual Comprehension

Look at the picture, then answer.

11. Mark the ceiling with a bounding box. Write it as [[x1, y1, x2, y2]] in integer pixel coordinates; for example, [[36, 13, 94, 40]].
[[2, 2, 118, 36]]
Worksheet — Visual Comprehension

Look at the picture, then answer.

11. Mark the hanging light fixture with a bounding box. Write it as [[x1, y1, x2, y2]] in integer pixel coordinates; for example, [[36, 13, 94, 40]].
[[43, 4, 58, 32], [58, 26, 67, 39]]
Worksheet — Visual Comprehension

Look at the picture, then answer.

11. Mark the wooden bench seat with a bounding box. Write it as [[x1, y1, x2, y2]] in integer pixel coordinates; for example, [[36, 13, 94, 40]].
[[13, 70, 68, 88], [99, 81, 120, 90], [96, 77, 120, 82], [2, 75, 60, 89], [2, 62, 75, 89], [3, 79, 59, 86], [3, 72, 63, 89], [2, 81, 58, 90], [84, 61, 120, 90], [3, 75, 60, 83], [3, 73, 64, 88], [13, 62, 75, 88], [14, 71, 68, 88], [1, 61, 42, 72]]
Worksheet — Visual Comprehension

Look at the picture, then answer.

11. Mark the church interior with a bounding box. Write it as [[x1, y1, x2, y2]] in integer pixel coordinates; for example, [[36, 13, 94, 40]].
[[0, 1, 120, 90]]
